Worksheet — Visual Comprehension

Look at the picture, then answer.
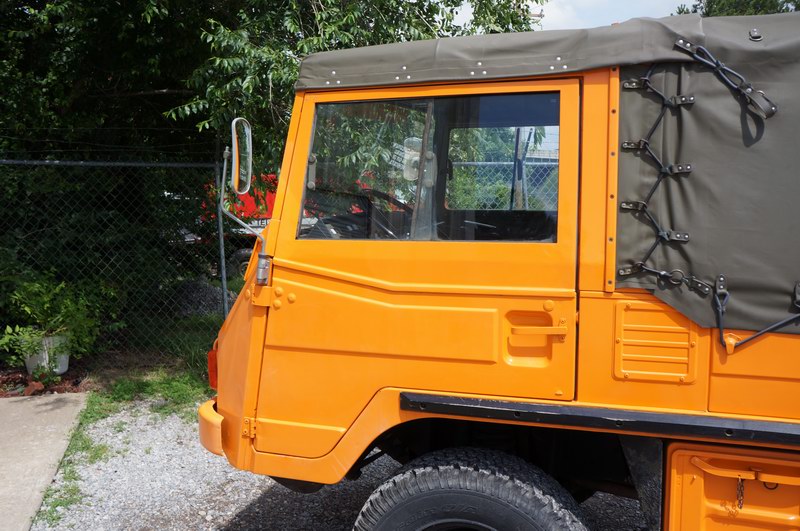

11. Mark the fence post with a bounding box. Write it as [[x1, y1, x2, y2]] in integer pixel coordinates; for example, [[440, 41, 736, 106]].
[[216, 159, 229, 317]]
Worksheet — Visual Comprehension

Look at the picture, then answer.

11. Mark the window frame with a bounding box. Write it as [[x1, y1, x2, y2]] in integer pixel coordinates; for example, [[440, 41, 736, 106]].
[[272, 77, 581, 291], [297, 85, 570, 243]]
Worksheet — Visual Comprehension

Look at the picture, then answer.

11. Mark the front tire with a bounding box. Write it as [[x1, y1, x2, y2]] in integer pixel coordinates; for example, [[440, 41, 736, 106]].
[[354, 447, 588, 531]]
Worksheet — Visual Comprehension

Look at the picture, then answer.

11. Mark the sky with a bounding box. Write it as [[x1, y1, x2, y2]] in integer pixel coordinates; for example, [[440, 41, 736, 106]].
[[455, 0, 682, 31], [539, 0, 681, 30]]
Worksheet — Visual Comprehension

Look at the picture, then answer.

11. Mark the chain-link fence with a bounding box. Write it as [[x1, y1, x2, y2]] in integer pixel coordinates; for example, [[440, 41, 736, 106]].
[[447, 130, 560, 212], [0, 159, 245, 373], [450, 159, 559, 211]]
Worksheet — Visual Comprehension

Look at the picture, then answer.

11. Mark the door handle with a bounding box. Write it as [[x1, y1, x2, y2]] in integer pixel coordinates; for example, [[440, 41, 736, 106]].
[[509, 325, 568, 347], [511, 326, 568, 336], [690, 457, 757, 480], [691, 456, 800, 486]]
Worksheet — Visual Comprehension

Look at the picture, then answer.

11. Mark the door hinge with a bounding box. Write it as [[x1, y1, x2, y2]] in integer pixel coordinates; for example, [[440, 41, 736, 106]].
[[249, 284, 273, 308], [242, 417, 257, 439]]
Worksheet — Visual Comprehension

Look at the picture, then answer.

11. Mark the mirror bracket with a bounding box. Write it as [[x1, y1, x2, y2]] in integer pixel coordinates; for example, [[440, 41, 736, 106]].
[[220, 144, 270, 285]]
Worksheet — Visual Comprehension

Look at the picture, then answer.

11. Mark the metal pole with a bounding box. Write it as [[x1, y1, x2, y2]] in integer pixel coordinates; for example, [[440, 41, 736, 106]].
[[216, 155, 229, 318]]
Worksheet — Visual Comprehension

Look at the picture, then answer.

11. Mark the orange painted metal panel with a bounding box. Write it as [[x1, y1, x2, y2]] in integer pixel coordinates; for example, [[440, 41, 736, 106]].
[[252, 77, 582, 456], [254, 417, 346, 458], [613, 300, 699, 384], [577, 291, 709, 411], [603, 68, 621, 292], [667, 443, 800, 530], [211, 95, 307, 470], [255, 282, 577, 456], [709, 328, 800, 420], [578, 69, 613, 292], [198, 398, 223, 456]]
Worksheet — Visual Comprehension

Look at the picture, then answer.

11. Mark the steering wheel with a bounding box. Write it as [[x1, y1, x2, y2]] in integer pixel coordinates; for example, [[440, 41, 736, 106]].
[[363, 188, 413, 214], [358, 188, 413, 239]]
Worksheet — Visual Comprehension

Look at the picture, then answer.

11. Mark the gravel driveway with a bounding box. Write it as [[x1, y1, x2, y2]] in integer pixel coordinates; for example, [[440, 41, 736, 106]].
[[34, 401, 647, 530]]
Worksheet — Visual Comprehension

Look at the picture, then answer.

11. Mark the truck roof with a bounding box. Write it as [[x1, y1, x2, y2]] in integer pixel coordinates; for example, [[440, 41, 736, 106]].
[[296, 12, 799, 91]]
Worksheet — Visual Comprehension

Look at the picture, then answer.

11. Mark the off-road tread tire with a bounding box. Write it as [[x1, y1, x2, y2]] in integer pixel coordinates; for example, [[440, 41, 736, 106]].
[[354, 447, 588, 531]]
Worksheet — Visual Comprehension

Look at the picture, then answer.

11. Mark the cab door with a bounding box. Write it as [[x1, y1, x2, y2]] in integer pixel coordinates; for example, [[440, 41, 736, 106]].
[[254, 79, 580, 458]]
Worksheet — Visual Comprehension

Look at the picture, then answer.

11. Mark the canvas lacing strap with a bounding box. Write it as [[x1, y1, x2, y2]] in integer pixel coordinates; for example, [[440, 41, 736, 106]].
[[621, 60, 787, 350], [618, 64, 711, 297], [714, 278, 800, 351], [674, 37, 778, 119]]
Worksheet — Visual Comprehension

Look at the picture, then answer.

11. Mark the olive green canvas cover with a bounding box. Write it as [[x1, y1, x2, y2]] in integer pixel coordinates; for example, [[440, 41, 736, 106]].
[[297, 13, 800, 336]]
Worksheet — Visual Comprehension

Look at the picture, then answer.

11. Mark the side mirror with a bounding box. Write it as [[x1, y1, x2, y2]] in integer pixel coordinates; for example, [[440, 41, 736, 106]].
[[231, 117, 253, 194]]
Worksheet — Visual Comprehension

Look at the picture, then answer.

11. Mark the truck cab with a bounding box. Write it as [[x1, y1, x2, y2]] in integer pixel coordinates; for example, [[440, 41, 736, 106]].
[[200, 13, 800, 530]]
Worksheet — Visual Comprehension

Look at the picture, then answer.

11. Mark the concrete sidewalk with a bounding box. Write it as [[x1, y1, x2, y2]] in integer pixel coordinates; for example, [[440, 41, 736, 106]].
[[0, 393, 86, 531]]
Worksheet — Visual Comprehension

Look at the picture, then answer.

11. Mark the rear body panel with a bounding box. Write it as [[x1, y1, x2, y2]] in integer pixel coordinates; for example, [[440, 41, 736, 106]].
[[667, 443, 800, 530]]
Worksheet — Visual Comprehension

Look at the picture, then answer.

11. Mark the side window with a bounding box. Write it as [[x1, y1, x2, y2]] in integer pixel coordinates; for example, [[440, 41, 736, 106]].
[[298, 99, 430, 240], [447, 126, 559, 212], [298, 92, 560, 242], [436, 92, 560, 241]]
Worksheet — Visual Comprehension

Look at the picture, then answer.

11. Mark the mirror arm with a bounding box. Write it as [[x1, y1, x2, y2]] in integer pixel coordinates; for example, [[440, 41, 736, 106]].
[[220, 146, 270, 285]]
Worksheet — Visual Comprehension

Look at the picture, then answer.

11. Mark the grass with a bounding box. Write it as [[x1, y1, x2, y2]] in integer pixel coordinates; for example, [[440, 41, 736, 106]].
[[107, 368, 212, 420], [37, 393, 119, 525], [36, 365, 213, 525], [38, 483, 84, 526]]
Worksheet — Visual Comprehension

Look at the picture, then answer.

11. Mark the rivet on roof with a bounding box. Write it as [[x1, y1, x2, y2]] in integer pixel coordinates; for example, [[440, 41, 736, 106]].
[[549, 65, 555, 70], [556, 56, 562, 61], [402, 65, 407, 70], [482, 71, 487, 75], [470, 71, 475, 75], [477, 61, 483, 66]]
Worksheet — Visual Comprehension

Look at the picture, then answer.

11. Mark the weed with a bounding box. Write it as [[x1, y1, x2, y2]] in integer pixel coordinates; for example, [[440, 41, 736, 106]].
[[108, 369, 211, 418], [61, 460, 80, 483], [79, 392, 121, 425], [112, 420, 127, 433], [38, 483, 84, 526], [35, 392, 121, 525]]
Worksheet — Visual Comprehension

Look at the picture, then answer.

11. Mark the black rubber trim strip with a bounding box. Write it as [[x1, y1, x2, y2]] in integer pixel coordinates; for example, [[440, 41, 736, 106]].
[[400, 393, 800, 446]]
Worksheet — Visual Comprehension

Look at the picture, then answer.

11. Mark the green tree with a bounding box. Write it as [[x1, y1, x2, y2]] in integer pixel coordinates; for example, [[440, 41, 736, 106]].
[[675, 0, 795, 15], [170, 0, 543, 175], [0, 1, 232, 160]]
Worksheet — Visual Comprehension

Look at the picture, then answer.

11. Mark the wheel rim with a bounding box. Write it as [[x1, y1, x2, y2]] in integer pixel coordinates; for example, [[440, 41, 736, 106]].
[[422, 520, 496, 531]]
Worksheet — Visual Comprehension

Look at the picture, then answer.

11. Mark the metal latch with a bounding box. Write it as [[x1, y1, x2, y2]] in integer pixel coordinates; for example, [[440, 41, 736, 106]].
[[242, 417, 256, 439]]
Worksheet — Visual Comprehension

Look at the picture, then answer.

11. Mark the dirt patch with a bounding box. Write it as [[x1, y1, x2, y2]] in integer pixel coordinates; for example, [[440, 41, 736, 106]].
[[0, 366, 91, 397]]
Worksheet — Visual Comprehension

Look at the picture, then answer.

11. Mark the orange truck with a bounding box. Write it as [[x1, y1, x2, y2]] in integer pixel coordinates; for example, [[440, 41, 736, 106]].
[[199, 13, 800, 530]]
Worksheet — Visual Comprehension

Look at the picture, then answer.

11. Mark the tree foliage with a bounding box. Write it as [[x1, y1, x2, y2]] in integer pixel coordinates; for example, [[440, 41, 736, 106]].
[[0, 1, 542, 362], [0, 1, 231, 160], [169, 0, 542, 174], [675, 0, 796, 15]]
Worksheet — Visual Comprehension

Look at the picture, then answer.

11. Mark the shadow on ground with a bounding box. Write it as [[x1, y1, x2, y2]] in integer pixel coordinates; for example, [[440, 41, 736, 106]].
[[222, 459, 390, 530], [221, 456, 647, 531]]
